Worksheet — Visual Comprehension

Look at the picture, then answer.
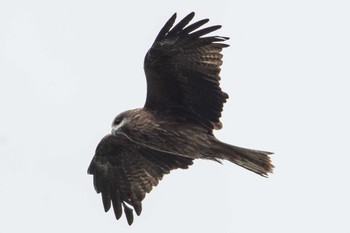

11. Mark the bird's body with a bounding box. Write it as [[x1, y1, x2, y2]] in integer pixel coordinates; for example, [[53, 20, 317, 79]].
[[112, 109, 213, 159], [88, 12, 273, 225], [111, 108, 272, 174]]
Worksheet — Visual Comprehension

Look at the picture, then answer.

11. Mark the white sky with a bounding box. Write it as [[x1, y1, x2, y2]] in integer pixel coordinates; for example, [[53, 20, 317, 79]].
[[1, 1, 349, 232]]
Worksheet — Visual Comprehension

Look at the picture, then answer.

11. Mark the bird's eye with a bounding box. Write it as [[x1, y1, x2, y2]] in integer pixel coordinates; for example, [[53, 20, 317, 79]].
[[114, 118, 122, 125]]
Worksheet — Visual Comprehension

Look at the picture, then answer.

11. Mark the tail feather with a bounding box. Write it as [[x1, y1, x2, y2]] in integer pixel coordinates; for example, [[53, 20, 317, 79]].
[[211, 140, 274, 177]]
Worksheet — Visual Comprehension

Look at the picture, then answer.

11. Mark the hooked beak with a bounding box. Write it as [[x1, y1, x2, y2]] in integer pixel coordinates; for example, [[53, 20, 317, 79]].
[[111, 126, 119, 136], [111, 118, 125, 135]]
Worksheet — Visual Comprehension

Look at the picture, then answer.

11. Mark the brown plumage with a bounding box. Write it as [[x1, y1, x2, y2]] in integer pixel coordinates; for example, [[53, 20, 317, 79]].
[[144, 12, 229, 130], [88, 133, 193, 225], [88, 12, 273, 225]]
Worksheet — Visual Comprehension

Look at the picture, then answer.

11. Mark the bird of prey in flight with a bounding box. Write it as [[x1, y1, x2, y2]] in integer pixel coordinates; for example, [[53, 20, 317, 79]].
[[88, 12, 273, 225]]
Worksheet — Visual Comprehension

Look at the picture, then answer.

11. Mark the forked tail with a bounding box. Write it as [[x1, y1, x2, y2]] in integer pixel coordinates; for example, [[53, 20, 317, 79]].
[[211, 140, 274, 177]]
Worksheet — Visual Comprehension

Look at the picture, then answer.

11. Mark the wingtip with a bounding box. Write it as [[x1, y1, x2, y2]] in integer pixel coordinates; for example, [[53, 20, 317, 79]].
[[170, 12, 177, 20], [185, 12, 196, 23], [154, 13, 178, 43], [123, 203, 134, 225]]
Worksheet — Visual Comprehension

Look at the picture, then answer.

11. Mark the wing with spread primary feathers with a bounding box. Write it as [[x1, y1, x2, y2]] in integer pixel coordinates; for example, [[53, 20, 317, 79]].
[[87, 134, 193, 225], [144, 12, 229, 131]]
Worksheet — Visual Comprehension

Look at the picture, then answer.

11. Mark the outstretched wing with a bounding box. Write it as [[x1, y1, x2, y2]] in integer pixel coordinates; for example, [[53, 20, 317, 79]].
[[87, 134, 193, 225], [144, 12, 229, 131]]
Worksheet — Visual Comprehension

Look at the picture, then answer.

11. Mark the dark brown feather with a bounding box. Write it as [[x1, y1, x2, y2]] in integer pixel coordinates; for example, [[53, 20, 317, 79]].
[[87, 134, 193, 225], [180, 18, 209, 35], [144, 12, 229, 131]]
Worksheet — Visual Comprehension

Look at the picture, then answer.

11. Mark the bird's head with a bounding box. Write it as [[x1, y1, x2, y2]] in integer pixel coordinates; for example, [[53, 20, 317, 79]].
[[111, 111, 129, 135], [111, 109, 144, 135]]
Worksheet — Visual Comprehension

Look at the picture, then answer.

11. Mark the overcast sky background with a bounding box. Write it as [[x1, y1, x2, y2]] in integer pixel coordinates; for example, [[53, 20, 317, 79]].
[[1, 1, 349, 232]]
